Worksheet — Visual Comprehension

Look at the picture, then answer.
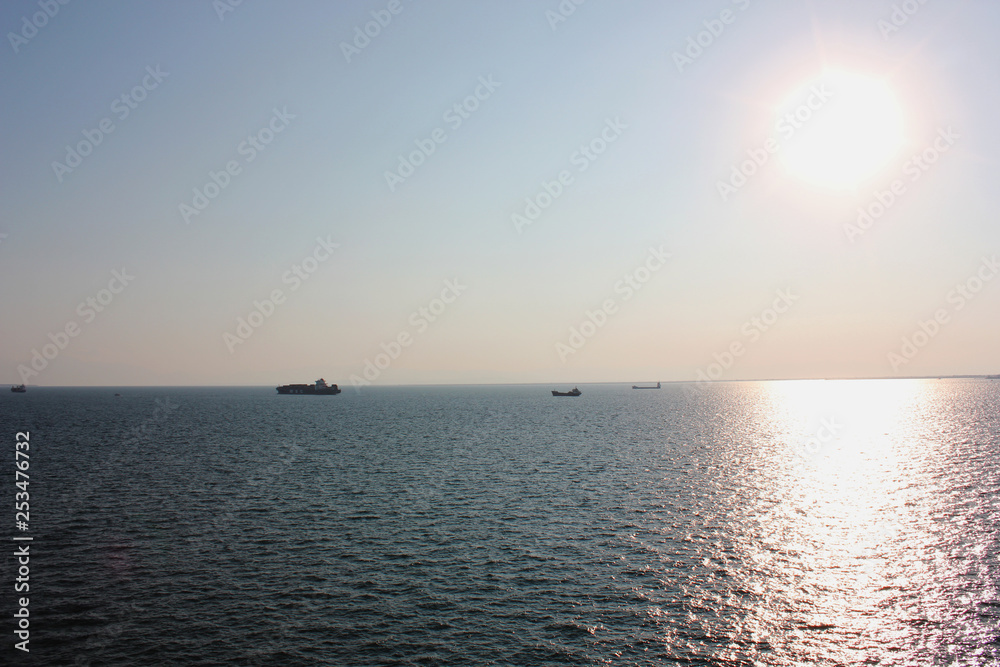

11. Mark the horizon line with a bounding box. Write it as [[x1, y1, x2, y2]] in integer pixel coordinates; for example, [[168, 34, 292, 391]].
[[8, 374, 1000, 389]]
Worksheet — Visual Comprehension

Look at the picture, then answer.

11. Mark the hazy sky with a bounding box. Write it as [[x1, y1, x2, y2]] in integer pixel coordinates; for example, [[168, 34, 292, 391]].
[[2, 0, 998, 386]]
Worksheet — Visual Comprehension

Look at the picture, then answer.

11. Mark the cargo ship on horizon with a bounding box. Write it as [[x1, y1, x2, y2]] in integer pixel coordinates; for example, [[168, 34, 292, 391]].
[[276, 378, 341, 395]]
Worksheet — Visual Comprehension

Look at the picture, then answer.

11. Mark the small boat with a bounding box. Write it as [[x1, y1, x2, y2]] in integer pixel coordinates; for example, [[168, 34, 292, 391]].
[[276, 378, 341, 395], [632, 382, 661, 389], [552, 387, 581, 397], [10, 384, 26, 393]]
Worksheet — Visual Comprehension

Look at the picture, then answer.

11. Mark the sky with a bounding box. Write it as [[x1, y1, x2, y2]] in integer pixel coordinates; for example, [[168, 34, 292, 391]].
[[1, 0, 999, 386]]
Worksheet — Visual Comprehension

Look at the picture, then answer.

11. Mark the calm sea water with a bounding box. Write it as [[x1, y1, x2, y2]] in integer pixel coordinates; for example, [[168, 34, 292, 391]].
[[2, 379, 999, 665]]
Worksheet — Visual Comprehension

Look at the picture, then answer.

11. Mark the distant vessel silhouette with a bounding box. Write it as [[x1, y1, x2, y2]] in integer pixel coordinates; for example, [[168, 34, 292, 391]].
[[10, 384, 26, 393], [276, 378, 341, 395], [632, 382, 661, 389], [552, 387, 581, 397]]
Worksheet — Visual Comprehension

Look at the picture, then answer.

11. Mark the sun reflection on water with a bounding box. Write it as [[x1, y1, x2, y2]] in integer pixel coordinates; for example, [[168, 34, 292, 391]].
[[698, 379, 998, 665]]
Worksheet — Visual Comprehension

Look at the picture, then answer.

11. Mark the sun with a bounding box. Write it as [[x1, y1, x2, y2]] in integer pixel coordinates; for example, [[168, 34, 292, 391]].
[[776, 70, 905, 190]]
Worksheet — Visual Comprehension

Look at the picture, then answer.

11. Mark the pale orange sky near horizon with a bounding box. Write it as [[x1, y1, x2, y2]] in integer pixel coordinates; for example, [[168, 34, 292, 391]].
[[2, 0, 998, 386]]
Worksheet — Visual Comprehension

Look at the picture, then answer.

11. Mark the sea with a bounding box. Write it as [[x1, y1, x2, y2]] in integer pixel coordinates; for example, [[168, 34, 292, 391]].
[[2, 379, 999, 666]]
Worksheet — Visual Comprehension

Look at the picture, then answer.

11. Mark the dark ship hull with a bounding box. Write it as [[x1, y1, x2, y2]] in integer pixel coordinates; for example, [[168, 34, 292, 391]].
[[276, 379, 341, 395]]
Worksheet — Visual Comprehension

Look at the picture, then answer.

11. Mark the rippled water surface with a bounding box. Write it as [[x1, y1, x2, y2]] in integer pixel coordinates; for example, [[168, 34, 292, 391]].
[[3, 379, 1000, 665]]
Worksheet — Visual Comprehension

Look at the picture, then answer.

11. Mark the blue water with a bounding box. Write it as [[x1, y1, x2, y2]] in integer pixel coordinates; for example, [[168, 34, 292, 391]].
[[2, 379, 1000, 665]]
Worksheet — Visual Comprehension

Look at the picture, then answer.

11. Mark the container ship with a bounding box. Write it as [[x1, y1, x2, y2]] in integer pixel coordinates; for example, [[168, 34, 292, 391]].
[[275, 378, 341, 395]]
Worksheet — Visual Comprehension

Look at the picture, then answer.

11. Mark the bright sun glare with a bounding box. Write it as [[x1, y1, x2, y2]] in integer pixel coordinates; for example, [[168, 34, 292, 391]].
[[778, 70, 905, 190]]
